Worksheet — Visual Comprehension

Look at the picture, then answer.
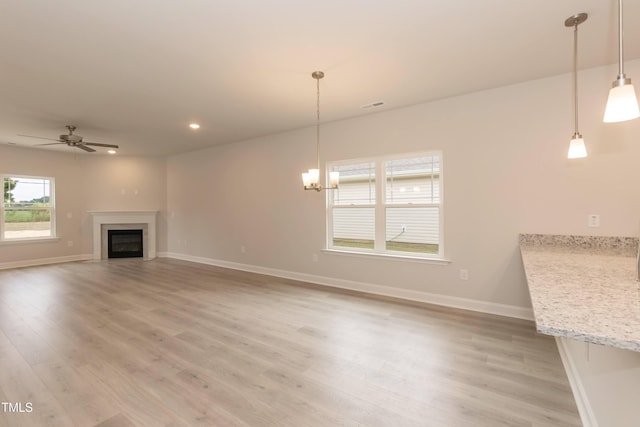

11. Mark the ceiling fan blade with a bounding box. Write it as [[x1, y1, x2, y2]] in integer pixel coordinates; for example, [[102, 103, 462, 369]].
[[36, 142, 66, 146], [84, 142, 119, 149], [17, 134, 61, 142], [76, 144, 96, 152]]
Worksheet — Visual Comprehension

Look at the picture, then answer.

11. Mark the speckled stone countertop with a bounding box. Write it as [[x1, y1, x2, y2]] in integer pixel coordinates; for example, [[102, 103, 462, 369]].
[[520, 234, 640, 352]]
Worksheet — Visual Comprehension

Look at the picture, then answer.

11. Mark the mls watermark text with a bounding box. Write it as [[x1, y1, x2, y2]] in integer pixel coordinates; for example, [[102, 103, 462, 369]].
[[1, 402, 33, 413]]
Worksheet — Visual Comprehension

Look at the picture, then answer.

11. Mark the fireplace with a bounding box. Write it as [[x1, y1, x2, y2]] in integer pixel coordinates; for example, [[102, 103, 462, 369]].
[[108, 229, 143, 258], [89, 211, 158, 260]]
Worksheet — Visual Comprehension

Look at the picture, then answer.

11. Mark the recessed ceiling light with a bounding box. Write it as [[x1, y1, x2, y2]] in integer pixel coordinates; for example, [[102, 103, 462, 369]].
[[189, 123, 200, 129], [107, 149, 117, 154]]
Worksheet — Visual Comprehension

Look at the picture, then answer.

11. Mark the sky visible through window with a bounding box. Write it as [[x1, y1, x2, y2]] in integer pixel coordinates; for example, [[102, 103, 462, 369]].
[[5, 177, 50, 203]]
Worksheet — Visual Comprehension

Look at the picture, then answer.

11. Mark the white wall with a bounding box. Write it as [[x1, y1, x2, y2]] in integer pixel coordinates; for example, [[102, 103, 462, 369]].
[[167, 59, 640, 311], [0, 145, 167, 266]]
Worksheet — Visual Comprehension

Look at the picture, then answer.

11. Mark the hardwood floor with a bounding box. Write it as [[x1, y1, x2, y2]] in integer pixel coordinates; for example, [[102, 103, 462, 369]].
[[0, 258, 581, 426]]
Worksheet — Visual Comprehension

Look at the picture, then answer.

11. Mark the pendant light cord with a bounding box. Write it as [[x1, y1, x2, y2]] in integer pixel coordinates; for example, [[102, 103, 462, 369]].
[[617, 0, 624, 77], [573, 22, 579, 134], [316, 75, 320, 173], [565, 13, 587, 136]]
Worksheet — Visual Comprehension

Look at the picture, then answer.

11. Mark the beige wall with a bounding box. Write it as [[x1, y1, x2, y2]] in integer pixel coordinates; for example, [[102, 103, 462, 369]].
[[559, 338, 640, 427], [167, 59, 640, 310], [0, 145, 167, 265]]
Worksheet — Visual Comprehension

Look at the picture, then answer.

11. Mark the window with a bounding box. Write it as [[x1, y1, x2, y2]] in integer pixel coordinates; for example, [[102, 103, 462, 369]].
[[327, 152, 442, 258], [2, 175, 55, 241]]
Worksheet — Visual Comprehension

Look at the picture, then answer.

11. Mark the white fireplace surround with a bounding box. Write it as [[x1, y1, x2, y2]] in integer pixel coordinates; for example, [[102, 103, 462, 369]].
[[89, 211, 158, 260]]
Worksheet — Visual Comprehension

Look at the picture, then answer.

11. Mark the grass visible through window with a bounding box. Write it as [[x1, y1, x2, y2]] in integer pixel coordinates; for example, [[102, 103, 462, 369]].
[[333, 238, 374, 249], [4, 210, 51, 223], [386, 241, 438, 254], [333, 238, 438, 254]]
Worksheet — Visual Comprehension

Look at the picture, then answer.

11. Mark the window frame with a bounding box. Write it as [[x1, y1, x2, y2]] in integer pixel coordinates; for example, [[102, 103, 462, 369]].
[[1, 174, 57, 243], [326, 151, 444, 260]]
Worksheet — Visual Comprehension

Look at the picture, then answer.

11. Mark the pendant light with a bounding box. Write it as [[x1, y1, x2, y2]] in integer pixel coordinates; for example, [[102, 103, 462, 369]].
[[566, 13, 588, 159], [603, 0, 640, 123], [301, 71, 339, 191]]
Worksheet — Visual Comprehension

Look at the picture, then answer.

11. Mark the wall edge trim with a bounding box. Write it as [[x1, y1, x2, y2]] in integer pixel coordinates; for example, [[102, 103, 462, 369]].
[[0, 254, 93, 270], [555, 337, 599, 427]]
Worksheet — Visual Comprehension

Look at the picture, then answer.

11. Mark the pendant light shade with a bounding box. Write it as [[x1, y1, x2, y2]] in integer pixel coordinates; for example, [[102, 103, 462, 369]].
[[604, 83, 640, 122], [603, 0, 640, 123], [568, 134, 587, 159], [301, 71, 339, 192], [565, 13, 588, 159]]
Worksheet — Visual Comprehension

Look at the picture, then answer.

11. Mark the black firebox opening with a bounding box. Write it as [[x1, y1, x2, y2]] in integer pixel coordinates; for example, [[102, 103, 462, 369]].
[[108, 229, 143, 258]]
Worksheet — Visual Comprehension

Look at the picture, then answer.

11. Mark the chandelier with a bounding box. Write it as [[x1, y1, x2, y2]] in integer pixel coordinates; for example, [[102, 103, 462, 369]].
[[301, 71, 339, 191]]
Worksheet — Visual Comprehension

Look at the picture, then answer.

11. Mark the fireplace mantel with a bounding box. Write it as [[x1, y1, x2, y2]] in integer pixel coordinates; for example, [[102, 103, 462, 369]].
[[88, 211, 158, 260]]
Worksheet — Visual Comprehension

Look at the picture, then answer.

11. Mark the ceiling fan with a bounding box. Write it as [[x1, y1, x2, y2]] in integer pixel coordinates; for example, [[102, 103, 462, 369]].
[[18, 125, 119, 152]]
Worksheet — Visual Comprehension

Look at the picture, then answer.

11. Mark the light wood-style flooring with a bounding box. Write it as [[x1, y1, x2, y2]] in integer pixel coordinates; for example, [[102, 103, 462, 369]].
[[0, 258, 581, 426]]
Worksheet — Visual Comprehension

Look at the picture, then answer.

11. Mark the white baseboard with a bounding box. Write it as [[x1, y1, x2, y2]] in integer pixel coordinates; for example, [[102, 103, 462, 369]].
[[160, 251, 533, 321], [0, 254, 93, 270], [555, 337, 598, 427]]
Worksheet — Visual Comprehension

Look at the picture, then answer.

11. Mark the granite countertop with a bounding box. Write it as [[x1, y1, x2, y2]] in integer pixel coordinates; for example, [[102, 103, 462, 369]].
[[520, 234, 640, 352]]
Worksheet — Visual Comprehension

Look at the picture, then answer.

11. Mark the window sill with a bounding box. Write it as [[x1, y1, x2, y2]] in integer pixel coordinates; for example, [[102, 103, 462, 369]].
[[322, 248, 451, 264], [0, 237, 61, 246]]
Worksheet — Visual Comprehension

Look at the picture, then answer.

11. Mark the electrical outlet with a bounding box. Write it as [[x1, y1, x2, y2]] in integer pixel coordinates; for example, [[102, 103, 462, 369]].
[[401, 225, 407, 232], [588, 214, 600, 228], [240, 245, 246, 253], [312, 254, 318, 262], [459, 269, 469, 281]]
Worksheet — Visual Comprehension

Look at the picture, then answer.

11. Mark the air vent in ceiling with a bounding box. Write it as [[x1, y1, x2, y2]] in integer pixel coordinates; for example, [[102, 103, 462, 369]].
[[361, 101, 385, 109]]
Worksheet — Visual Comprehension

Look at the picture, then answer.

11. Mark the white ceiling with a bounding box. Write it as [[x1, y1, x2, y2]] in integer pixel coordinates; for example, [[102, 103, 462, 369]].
[[0, 0, 638, 156]]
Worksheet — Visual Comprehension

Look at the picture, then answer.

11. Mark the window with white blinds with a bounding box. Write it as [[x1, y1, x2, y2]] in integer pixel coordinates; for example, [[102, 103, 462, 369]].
[[327, 152, 442, 258]]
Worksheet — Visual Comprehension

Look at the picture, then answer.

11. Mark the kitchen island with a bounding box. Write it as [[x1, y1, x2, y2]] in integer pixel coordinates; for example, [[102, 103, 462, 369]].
[[519, 234, 640, 352]]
